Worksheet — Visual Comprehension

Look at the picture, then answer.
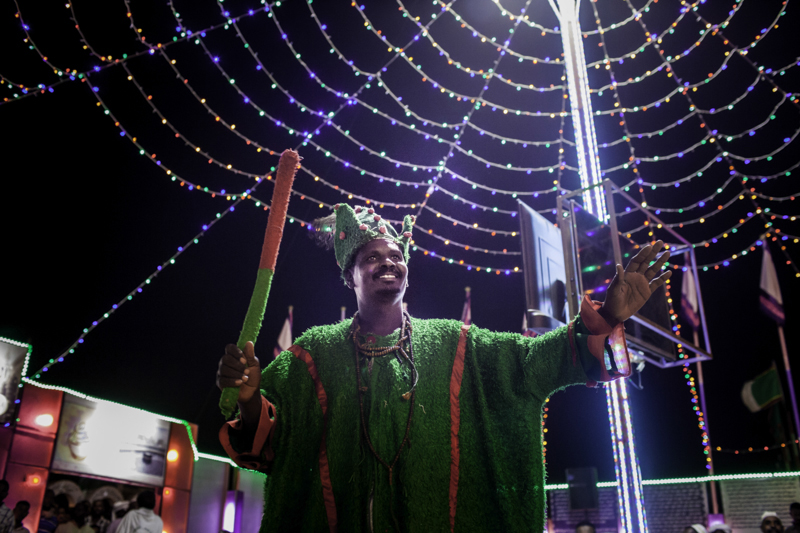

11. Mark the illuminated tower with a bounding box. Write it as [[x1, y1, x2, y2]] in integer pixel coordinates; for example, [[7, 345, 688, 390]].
[[551, 1, 648, 532]]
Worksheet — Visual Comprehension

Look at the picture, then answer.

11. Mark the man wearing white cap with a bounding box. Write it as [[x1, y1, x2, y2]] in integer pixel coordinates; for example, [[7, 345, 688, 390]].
[[762, 512, 785, 533], [709, 523, 732, 533], [683, 524, 708, 533]]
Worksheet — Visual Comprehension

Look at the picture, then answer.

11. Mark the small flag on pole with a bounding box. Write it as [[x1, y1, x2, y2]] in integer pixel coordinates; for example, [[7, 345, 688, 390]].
[[760, 243, 785, 324], [273, 306, 293, 360], [741, 364, 783, 413], [461, 287, 472, 325], [681, 271, 701, 330]]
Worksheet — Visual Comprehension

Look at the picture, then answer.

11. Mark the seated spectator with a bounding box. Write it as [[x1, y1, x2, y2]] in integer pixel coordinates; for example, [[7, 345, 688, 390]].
[[114, 493, 161, 533], [52, 498, 69, 517], [105, 501, 132, 533], [53, 506, 78, 533], [55, 502, 93, 533], [12, 501, 30, 533], [1, 480, 14, 533], [786, 503, 800, 533], [575, 520, 595, 533], [762, 512, 785, 533], [87, 500, 109, 533], [73, 502, 93, 533], [101, 500, 113, 523], [38, 490, 58, 533]]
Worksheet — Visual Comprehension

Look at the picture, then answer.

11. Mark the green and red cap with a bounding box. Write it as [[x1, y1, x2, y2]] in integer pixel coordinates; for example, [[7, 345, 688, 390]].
[[328, 204, 415, 278]]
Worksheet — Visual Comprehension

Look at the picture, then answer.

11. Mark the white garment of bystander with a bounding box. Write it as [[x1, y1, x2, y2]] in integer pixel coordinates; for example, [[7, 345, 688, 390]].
[[113, 509, 162, 533]]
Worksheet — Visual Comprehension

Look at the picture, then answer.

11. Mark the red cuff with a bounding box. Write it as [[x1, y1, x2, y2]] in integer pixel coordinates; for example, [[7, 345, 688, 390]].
[[219, 395, 276, 471], [578, 295, 632, 385]]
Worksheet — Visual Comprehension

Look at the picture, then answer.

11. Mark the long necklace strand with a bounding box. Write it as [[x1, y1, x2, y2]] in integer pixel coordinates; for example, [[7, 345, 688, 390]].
[[351, 311, 417, 487]]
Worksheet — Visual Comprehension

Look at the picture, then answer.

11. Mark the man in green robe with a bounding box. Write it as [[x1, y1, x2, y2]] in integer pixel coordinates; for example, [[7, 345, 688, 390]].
[[216, 204, 671, 533]]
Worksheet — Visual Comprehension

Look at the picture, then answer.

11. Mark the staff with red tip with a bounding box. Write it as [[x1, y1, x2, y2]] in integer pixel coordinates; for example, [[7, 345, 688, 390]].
[[218, 149, 300, 419]]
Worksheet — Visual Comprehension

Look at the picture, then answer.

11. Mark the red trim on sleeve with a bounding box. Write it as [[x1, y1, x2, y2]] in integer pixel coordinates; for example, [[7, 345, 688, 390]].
[[449, 324, 470, 533], [289, 345, 338, 533], [218, 395, 276, 471], [579, 295, 632, 381], [567, 320, 577, 368]]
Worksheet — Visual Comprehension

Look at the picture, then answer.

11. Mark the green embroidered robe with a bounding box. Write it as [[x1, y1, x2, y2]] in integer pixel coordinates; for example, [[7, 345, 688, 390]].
[[224, 303, 628, 533]]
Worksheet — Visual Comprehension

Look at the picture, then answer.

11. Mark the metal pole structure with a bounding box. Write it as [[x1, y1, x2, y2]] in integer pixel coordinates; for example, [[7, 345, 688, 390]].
[[550, 0, 607, 220], [693, 328, 719, 515], [778, 325, 800, 451], [551, 1, 647, 531], [761, 240, 800, 458]]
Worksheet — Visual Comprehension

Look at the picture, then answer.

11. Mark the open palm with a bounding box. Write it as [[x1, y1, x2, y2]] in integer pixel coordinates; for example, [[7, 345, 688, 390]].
[[602, 240, 672, 325]]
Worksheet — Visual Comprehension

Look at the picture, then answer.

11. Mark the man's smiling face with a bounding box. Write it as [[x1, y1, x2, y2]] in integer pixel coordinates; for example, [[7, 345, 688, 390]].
[[347, 238, 408, 304]]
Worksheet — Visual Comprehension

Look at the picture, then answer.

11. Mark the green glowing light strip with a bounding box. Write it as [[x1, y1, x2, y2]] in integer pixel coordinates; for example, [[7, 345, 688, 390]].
[[197, 452, 237, 468], [21, 377, 199, 461], [0, 335, 29, 348], [196, 452, 267, 478], [192, 450, 800, 489], [541, 472, 800, 490]]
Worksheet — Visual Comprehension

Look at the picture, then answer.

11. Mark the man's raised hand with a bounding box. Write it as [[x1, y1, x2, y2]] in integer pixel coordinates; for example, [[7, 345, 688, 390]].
[[600, 240, 672, 326]]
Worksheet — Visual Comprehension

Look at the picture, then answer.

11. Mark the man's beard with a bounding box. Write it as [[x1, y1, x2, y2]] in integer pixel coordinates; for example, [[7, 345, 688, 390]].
[[375, 286, 402, 297]]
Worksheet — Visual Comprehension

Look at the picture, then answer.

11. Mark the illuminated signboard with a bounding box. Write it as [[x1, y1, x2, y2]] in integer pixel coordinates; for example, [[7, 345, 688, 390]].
[[0, 337, 28, 425], [52, 394, 170, 486]]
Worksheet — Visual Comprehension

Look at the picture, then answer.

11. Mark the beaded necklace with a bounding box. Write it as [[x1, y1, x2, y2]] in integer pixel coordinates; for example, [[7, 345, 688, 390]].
[[351, 311, 418, 487]]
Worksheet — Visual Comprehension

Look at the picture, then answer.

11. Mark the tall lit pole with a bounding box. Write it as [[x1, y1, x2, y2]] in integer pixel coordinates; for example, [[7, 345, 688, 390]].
[[550, 1, 647, 531], [551, 0, 606, 220]]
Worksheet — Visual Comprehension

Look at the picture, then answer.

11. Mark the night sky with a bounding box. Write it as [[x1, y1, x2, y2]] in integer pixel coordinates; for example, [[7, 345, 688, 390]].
[[1, 0, 799, 484]]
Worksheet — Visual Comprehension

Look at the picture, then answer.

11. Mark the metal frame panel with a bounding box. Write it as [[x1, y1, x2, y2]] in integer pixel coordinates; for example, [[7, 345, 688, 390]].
[[558, 180, 712, 368]]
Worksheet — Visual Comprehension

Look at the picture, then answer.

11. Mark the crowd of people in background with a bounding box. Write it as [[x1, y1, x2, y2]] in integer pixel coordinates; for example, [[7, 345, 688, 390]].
[[567, 501, 800, 533], [6, 475, 800, 533], [1, 479, 31, 533], [674, 501, 800, 533], [0, 480, 162, 533]]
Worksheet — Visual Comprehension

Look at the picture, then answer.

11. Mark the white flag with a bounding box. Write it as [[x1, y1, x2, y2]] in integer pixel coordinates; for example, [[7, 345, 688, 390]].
[[273, 307, 293, 359], [460, 287, 471, 325], [759, 243, 784, 324], [681, 271, 700, 329]]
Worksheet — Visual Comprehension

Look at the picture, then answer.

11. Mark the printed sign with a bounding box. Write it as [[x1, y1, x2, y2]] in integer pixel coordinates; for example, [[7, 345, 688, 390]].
[[52, 394, 170, 486], [0, 338, 28, 425]]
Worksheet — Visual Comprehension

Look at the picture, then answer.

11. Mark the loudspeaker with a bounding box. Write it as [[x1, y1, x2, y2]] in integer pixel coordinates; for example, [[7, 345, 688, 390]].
[[566, 467, 599, 510]]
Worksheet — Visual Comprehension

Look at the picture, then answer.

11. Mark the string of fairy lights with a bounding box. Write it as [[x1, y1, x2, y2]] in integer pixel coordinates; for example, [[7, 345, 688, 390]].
[[616, 0, 799, 276], [195, 0, 788, 254], [651, 275, 713, 471], [667, 234, 800, 469], [716, 440, 800, 455], [4, 2, 799, 505], [6, 0, 797, 279], [26, 199, 244, 378], [6, 4, 788, 195], [2, 0, 796, 288], [119, 2, 792, 249], [18, 0, 478, 371], [568, 0, 800, 278], [4, 0, 798, 400]]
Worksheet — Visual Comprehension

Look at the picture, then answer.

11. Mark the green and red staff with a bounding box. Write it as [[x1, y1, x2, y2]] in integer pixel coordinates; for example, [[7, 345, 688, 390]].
[[219, 149, 300, 419]]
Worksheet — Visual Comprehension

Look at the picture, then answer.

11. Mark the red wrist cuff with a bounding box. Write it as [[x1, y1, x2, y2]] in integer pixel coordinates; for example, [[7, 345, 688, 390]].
[[578, 295, 631, 384], [219, 395, 276, 471]]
